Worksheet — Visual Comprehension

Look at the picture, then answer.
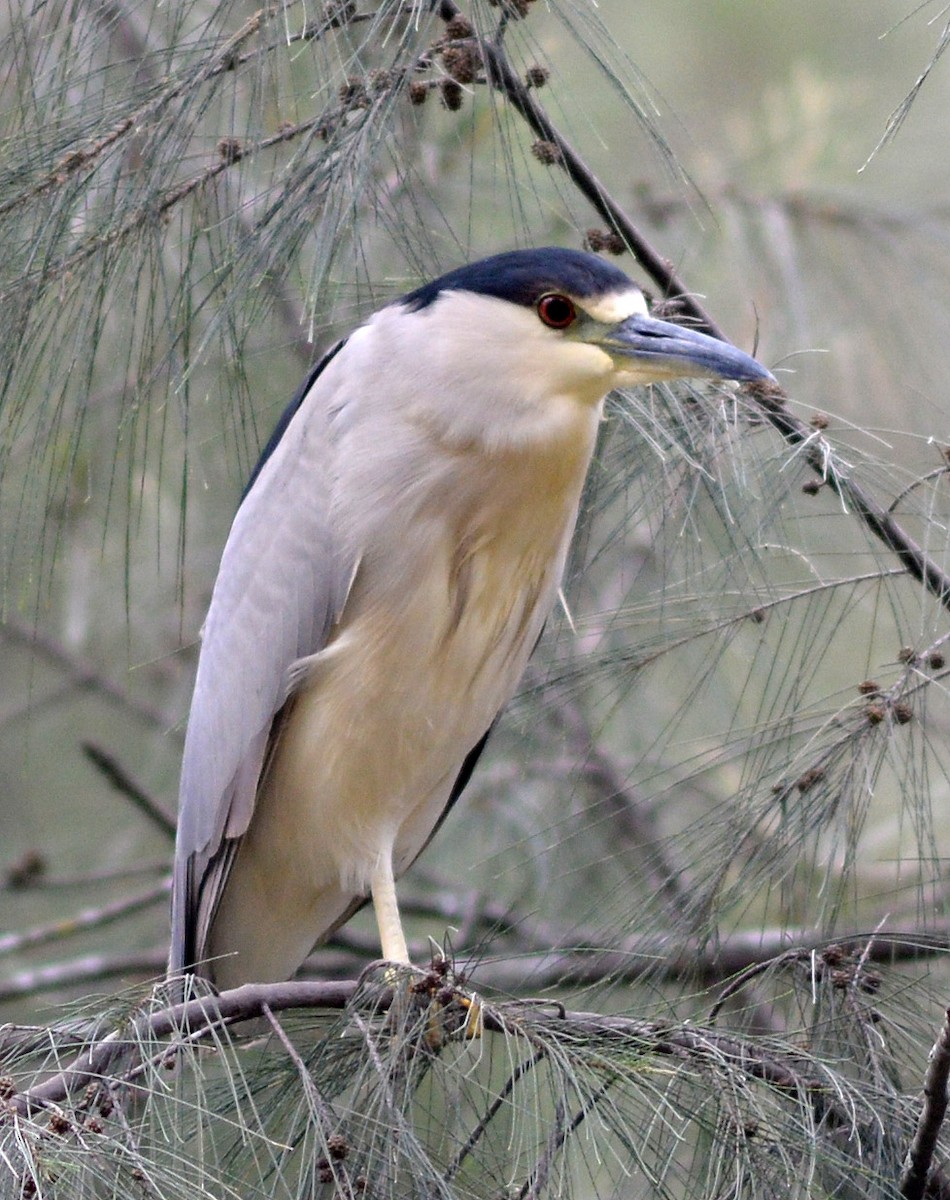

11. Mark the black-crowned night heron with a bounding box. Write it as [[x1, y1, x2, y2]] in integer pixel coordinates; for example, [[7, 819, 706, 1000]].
[[170, 247, 771, 989]]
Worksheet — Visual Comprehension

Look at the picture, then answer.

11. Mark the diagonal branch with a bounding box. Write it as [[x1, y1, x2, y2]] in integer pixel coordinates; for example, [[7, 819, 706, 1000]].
[[0, 883, 168, 960], [82, 744, 177, 840], [901, 1006, 950, 1200], [0, 619, 171, 731], [517, 1077, 613, 1200], [433, 0, 950, 615], [443, 1047, 546, 1183]]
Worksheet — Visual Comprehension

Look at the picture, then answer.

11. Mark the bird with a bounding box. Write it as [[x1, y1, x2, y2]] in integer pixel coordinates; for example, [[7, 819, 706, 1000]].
[[169, 246, 772, 990]]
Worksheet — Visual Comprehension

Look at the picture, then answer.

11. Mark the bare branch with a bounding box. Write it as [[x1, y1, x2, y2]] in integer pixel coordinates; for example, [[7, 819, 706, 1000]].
[[2, 860, 168, 891], [1, 974, 886, 1134], [0, 620, 171, 732], [81, 744, 177, 840], [9, 978, 360, 1115], [0, 951, 166, 1004], [0, 883, 169, 959], [432, 1, 950, 616], [901, 1007, 950, 1200], [517, 1078, 613, 1200]]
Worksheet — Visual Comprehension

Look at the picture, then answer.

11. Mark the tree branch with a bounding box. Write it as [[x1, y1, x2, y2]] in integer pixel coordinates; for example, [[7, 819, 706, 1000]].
[[9, 978, 360, 1115], [517, 1078, 612, 1200], [82, 745, 177, 840], [431, 1, 950, 615], [1, 973, 889, 1135], [0, 883, 169, 960], [0, 620, 171, 732], [901, 1006, 950, 1200]]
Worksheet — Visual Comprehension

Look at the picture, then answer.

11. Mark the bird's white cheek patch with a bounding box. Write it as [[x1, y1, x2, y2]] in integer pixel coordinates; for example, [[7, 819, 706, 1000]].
[[581, 288, 648, 324]]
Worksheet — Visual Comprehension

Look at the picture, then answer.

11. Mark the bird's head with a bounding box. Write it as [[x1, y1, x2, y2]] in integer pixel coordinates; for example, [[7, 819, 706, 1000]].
[[400, 247, 772, 414]]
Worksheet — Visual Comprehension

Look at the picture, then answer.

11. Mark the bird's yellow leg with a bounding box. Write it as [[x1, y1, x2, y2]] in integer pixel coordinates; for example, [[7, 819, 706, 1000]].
[[370, 858, 410, 965], [370, 863, 480, 1041]]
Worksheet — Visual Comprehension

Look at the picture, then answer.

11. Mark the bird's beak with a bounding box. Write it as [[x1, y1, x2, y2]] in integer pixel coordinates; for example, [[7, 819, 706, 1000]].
[[596, 313, 774, 385]]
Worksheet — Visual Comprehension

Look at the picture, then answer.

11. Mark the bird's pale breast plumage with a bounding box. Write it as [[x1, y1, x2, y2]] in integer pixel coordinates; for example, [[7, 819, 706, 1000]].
[[204, 429, 599, 984]]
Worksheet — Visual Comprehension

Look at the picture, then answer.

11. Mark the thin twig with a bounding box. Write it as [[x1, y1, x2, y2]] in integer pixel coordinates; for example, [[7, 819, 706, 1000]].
[[901, 1006, 950, 1200], [708, 949, 812, 1024], [0, 951, 166, 1003], [23, 113, 331, 300], [84, 0, 313, 369], [0, 620, 171, 731], [443, 1048, 546, 1183], [82, 744, 177, 840], [432, 1, 950, 615], [0, 6, 273, 221], [260, 1002, 340, 1135], [517, 1078, 613, 1200], [0, 882, 169, 958]]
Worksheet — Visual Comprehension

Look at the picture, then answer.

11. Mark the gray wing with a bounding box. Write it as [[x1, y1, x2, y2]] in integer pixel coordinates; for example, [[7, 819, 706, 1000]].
[[170, 344, 356, 977]]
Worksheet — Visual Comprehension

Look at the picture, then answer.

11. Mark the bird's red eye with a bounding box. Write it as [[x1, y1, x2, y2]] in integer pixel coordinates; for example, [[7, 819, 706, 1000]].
[[537, 293, 577, 329]]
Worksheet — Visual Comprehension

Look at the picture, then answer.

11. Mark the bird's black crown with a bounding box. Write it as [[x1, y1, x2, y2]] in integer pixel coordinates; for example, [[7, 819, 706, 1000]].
[[402, 247, 635, 312]]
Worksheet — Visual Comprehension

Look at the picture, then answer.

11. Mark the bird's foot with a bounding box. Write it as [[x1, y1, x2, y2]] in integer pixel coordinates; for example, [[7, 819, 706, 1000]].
[[408, 952, 481, 1045], [358, 951, 481, 1046]]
